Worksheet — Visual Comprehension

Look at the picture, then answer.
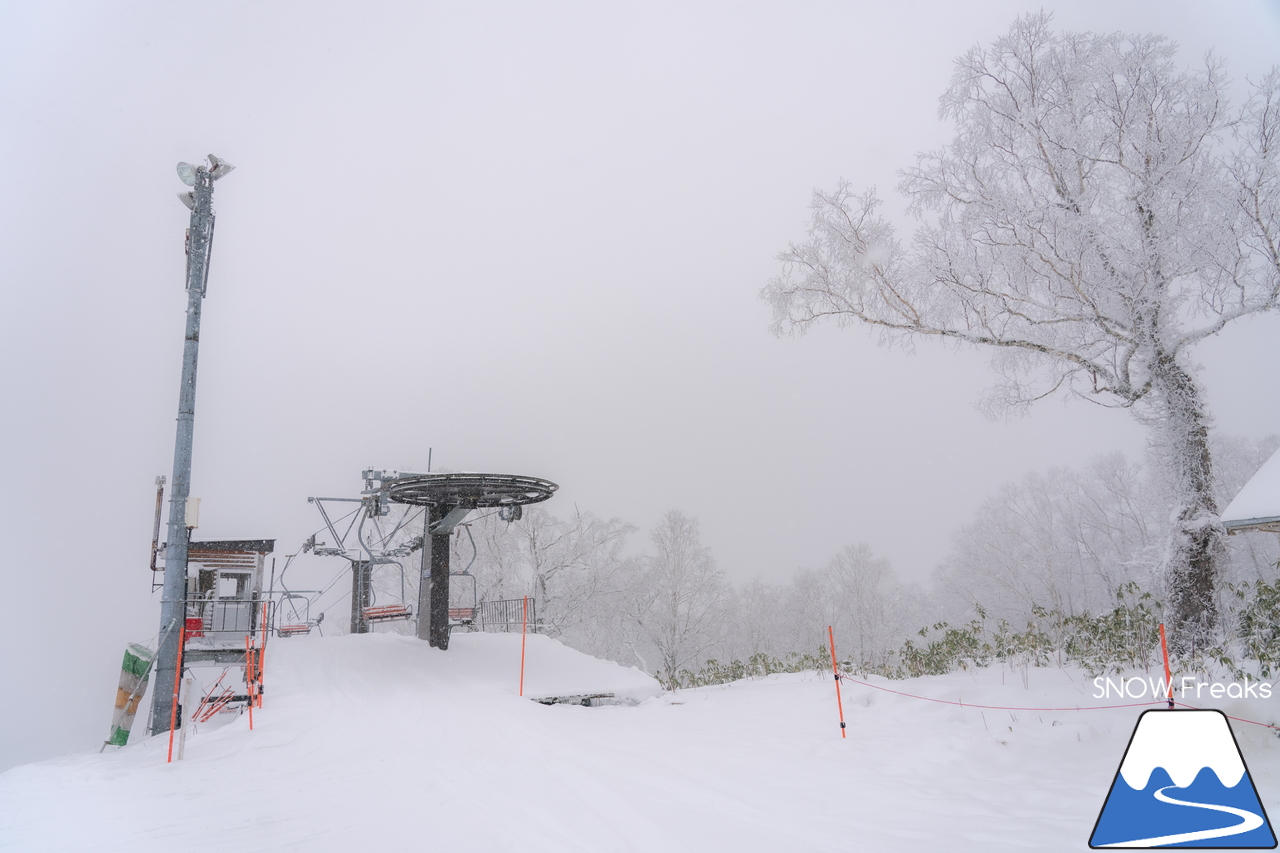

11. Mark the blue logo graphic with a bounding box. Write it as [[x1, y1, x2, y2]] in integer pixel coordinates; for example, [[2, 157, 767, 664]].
[[1091, 709, 1276, 848]]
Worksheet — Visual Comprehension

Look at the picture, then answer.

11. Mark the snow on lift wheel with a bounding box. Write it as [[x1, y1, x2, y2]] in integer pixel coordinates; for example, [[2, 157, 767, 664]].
[[381, 473, 557, 509]]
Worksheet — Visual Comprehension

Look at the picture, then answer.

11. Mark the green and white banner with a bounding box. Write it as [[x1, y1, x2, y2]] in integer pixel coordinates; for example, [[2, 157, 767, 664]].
[[106, 643, 154, 747]]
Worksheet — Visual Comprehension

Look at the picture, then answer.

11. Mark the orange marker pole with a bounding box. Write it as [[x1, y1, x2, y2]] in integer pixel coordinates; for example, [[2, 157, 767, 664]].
[[828, 626, 847, 738], [519, 596, 528, 697], [166, 622, 187, 762], [193, 670, 227, 723], [258, 601, 268, 708], [1159, 623, 1174, 709], [245, 635, 254, 730]]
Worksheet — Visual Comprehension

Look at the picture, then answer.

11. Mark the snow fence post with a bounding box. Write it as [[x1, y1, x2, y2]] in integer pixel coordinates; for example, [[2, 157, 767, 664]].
[[519, 596, 528, 697], [245, 634, 256, 730], [258, 600, 268, 708], [828, 626, 846, 739], [1159, 623, 1174, 709], [177, 675, 194, 760], [166, 621, 186, 763]]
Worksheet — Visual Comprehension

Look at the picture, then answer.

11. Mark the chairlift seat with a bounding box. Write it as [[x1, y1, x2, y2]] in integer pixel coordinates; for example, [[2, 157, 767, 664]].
[[448, 607, 476, 623], [363, 604, 412, 622], [278, 623, 312, 637]]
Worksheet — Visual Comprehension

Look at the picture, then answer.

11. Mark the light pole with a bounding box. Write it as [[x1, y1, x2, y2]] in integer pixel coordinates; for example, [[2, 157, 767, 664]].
[[149, 155, 234, 734]]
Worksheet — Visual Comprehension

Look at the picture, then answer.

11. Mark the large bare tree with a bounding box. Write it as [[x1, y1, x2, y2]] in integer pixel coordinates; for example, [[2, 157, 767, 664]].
[[632, 511, 727, 679], [764, 15, 1280, 649]]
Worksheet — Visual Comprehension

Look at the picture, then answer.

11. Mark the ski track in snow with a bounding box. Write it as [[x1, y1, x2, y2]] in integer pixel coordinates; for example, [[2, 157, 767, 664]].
[[1099, 785, 1264, 848], [2, 633, 1278, 852]]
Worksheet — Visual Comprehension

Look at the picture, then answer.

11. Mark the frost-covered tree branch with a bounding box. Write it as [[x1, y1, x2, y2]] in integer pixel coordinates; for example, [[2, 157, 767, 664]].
[[763, 14, 1280, 649]]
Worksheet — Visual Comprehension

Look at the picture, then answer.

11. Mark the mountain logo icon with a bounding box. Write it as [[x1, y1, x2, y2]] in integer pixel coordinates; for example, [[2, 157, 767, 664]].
[[1090, 709, 1276, 848]]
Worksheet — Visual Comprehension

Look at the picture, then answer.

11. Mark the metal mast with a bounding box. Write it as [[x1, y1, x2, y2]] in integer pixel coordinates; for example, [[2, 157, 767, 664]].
[[150, 155, 234, 734]]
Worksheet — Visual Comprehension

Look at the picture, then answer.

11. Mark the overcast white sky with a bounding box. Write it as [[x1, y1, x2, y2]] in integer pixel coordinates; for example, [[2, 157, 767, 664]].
[[2, 1, 1278, 769]]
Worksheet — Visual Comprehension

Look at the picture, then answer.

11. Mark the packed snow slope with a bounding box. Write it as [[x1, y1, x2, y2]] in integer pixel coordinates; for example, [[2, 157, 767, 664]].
[[3, 633, 1279, 852]]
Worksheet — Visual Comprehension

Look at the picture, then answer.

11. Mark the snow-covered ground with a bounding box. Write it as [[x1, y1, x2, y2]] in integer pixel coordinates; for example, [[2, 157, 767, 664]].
[[3, 633, 1278, 852]]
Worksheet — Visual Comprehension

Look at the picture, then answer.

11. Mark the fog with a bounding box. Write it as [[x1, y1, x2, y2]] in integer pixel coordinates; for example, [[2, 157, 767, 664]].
[[2, 0, 1277, 770]]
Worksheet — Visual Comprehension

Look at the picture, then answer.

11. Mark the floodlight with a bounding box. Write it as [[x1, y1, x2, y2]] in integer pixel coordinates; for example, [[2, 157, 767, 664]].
[[178, 191, 195, 210], [208, 154, 235, 180], [176, 162, 197, 186]]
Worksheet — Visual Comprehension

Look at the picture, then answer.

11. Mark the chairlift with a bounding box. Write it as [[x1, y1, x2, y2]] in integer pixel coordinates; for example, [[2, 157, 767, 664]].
[[275, 552, 325, 638], [449, 524, 479, 631], [353, 508, 414, 624], [277, 593, 322, 637], [448, 574, 477, 629], [362, 560, 413, 623]]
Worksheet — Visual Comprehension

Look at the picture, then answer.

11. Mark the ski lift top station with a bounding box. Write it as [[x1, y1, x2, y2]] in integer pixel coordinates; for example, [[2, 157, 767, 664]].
[[385, 470, 557, 652], [307, 469, 557, 648], [148, 154, 557, 736]]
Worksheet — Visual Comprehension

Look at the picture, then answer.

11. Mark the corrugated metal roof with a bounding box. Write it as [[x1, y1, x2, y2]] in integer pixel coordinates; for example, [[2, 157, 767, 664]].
[[1222, 448, 1280, 534], [188, 553, 258, 568], [188, 539, 275, 554]]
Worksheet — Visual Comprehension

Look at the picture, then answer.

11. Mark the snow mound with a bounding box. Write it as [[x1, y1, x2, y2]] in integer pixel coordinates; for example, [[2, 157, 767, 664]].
[[430, 631, 662, 703], [3, 650, 1278, 852], [263, 630, 660, 704]]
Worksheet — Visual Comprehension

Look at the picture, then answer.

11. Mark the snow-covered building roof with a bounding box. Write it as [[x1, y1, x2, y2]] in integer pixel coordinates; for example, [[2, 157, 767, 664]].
[[1222, 446, 1280, 534]]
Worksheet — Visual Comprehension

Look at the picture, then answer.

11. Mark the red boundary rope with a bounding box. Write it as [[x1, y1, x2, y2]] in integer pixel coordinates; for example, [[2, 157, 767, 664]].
[[1174, 701, 1280, 732], [823, 621, 1280, 732], [834, 673, 1280, 730], [835, 673, 1162, 712]]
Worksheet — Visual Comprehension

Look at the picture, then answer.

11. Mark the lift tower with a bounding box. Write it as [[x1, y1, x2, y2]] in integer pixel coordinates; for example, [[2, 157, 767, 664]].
[[309, 470, 557, 649], [150, 155, 235, 734], [378, 472, 556, 648]]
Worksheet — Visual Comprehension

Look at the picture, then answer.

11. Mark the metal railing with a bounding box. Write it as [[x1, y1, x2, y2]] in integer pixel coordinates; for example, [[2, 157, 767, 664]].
[[182, 597, 269, 647], [479, 598, 538, 633]]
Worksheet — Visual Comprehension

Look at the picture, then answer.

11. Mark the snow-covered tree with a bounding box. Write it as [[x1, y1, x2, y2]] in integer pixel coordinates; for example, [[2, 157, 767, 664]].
[[932, 440, 1280, 643], [934, 454, 1160, 626], [515, 507, 635, 636], [458, 506, 634, 640], [825, 544, 919, 669], [768, 544, 920, 669], [631, 511, 727, 678], [722, 577, 791, 661], [765, 15, 1280, 649]]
